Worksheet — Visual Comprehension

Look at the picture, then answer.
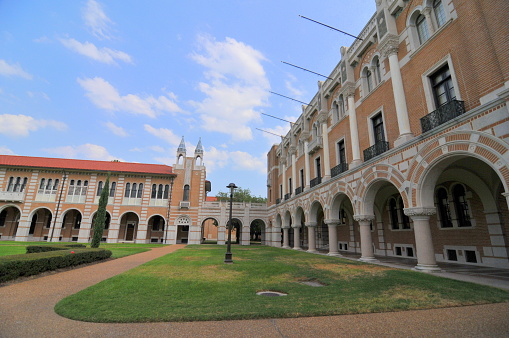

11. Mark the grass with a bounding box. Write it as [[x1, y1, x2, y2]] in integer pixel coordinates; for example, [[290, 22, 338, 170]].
[[55, 245, 509, 323], [0, 241, 164, 258]]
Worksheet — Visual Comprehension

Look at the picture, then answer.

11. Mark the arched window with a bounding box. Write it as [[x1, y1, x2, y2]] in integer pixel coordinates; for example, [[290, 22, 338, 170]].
[[157, 184, 164, 199], [74, 213, 82, 229], [124, 183, 131, 197], [39, 178, 46, 190], [183, 184, 190, 201], [332, 101, 339, 122], [433, 0, 446, 27], [53, 179, 59, 191], [151, 184, 157, 198], [137, 183, 143, 198], [164, 185, 169, 199], [338, 95, 345, 118], [416, 14, 429, 44], [13, 177, 21, 192], [436, 188, 452, 228], [366, 69, 373, 92], [97, 181, 103, 196], [77, 180, 82, 186], [20, 177, 27, 192], [389, 198, 399, 229], [29, 214, 38, 234], [374, 58, 381, 84], [452, 185, 471, 227], [131, 183, 137, 198], [46, 179, 53, 190], [398, 197, 411, 229], [109, 182, 116, 197]]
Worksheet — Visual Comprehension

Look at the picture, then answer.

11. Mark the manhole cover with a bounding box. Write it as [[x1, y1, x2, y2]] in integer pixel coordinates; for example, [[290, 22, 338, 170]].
[[256, 291, 288, 297], [299, 280, 326, 287]]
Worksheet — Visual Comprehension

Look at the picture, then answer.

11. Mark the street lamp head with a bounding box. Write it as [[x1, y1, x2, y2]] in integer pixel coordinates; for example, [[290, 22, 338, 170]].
[[227, 183, 237, 189]]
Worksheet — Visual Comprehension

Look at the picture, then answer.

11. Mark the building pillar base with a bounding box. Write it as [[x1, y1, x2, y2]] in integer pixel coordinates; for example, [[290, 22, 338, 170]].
[[413, 264, 442, 273], [327, 252, 342, 257], [359, 257, 378, 263]]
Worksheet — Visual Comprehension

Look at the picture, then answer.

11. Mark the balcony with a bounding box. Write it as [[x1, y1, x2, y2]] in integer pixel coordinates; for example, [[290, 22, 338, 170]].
[[284, 193, 291, 201], [420, 100, 465, 133], [0, 191, 25, 202], [307, 136, 323, 154], [363, 141, 390, 162], [295, 186, 303, 195], [179, 201, 190, 209], [331, 163, 349, 178], [276, 198, 281, 205], [310, 176, 322, 188]]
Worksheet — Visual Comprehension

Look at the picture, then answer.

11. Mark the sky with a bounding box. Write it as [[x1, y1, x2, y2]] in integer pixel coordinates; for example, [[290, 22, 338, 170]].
[[0, 0, 375, 198]]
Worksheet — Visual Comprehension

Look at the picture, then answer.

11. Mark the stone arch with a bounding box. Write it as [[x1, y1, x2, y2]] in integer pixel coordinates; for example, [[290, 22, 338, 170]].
[[146, 214, 166, 243], [407, 131, 509, 208], [27, 207, 53, 240], [0, 204, 22, 240], [60, 208, 83, 241], [201, 216, 219, 243], [355, 164, 407, 215]]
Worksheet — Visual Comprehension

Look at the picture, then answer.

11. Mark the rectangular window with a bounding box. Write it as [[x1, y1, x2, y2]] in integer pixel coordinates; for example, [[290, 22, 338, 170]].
[[337, 140, 346, 165], [315, 157, 321, 178], [465, 250, 477, 263], [300, 169, 304, 188], [395, 247, 402, 256], [447, 249, 458, 261], [431, 65, 456, 107], [406, 247, 414, 257], [372, 113, 385, 144]]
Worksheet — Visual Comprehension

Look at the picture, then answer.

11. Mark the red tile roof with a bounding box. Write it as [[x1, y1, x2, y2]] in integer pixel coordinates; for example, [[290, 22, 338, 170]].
[[0, 155, 174, 175], [206, 196, 218, 201]]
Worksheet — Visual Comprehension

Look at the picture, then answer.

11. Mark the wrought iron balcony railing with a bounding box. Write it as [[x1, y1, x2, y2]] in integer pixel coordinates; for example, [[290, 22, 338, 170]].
[[331, 162, 349, 178], [420, 100, 465, 133], [284, 193, 291, 201], [276, 198, 281, 205], [310, 176, 322, 188], [363, 141, 390, 162], [295, 186, 303, 195]]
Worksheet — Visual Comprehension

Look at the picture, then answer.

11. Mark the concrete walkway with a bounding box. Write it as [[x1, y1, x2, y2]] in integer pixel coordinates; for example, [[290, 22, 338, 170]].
[[1, 245, 509, 337]]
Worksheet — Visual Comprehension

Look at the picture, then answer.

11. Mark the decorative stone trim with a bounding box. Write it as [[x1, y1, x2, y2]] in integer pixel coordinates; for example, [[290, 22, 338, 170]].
[[404, 207, 436, 216], [339, 82, 355, 98], [354, 214, 375, 222], [304, 221, 317, 227], [379, 33, 399, 57], [324, 219, 341, 226]]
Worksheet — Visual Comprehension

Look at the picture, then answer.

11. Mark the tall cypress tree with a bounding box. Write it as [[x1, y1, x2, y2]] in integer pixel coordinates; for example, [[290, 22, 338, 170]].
[[91, 174, 110, 248]]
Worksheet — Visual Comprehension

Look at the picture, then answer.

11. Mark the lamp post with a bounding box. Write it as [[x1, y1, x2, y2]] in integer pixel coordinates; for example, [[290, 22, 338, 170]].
[[224, 183, 237, 264]]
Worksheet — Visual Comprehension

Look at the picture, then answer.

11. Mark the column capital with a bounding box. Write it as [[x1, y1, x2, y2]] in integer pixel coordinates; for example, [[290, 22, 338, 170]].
[[404, 207, 436, 217], [354, 214, 375, 222], [282, 225, 291, 229], [304, 221, 317, 227], [299, 131, 310, 141], [324, 219, 341, 226], [291, 223, 302, 228], [339, 82, 355, 98], [379, 33, 399, 58]]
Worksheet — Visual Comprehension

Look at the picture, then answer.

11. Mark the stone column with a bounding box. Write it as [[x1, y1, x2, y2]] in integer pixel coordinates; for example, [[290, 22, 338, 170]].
[[293, 224, 302, 250], [354, 215, 377, 262], [282, 160, 287, 198], [325, 219, 341, 256], [405, 208, 441, 272], [345, 85, 362, 168], [282, 227, 290, 249], [304, 141, 311, 190], [380, 34, 413, 146], [305, 221, 317, 253], [291, 150, 297, 196], [321, 117, 331, 181]]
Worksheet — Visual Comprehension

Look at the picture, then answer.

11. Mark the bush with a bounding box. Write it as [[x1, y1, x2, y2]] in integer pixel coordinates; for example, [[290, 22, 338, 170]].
[[26, 244, 86, 254], [0, 248, 112, 283]]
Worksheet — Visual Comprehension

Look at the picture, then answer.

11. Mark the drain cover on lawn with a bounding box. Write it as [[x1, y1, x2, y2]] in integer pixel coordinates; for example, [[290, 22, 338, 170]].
[[299, 280, 326, 287], [256, 291, 288, 297]]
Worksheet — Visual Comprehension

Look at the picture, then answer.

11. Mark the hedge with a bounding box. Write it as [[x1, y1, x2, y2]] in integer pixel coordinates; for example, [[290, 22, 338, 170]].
[[26, 244, 86, 254], [0, 248, 112, 283]]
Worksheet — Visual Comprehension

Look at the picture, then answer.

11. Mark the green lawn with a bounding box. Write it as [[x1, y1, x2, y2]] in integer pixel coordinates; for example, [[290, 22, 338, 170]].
[[0, 241, 164, 258], [55, 245, 509, 323]]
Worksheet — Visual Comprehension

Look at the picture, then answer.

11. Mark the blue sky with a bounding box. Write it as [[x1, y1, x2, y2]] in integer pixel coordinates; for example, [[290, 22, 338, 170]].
[[0, 0, 375, 198]]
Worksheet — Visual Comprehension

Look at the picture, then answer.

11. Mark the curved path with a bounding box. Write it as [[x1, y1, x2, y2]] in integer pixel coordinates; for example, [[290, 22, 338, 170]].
[[1, 245, 508, 337]]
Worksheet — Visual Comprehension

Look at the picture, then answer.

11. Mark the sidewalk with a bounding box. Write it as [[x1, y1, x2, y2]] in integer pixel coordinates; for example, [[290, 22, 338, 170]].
[[1, 245, 508, 337]]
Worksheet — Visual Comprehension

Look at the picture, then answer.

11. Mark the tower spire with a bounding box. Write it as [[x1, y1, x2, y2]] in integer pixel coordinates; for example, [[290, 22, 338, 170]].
[[178, 136, 186, 152], [195, 137, 203, 155]]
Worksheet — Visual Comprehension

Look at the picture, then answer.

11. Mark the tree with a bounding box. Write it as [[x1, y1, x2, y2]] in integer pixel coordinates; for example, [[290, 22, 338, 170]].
[[215, 187, 267, 203], [91, 174, 110, 248]]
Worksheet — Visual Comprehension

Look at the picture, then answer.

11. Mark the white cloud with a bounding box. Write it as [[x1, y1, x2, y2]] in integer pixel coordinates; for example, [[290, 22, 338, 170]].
[[0, 60, 32, 79], [43, 143, 123, 161], [60, 38, 132, 65], [105, 121, 128, 137], [190, 35, 270, 141], [27, 91, 50, 101], [260, 124, 290, 145], [285, 73, 305, 98], [144, 124, 181, 145], [0, 146, 15, 155], [77, 77, 181, 117], [0, 114, 66, 137], [82, 0, 113, 40], [200, 146, 265, 174]]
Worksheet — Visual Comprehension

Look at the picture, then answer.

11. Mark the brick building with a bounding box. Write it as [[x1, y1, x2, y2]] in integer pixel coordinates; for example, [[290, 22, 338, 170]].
[[266, 0, 509, 270], [0, 138, 211, 244]]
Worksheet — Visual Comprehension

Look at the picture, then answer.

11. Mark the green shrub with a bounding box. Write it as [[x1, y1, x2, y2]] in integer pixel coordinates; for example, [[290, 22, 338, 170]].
[[0, 248, 112, 283], [26, 244, 86, 254]]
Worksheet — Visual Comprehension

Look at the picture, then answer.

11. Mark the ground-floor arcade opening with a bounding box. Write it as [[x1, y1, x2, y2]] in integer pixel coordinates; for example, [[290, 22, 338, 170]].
[[29, 208, 52, 241], [60, 209, 82, 242], [119, 212, 139, 242], [147, 215, 165, 243], [201, 217, 218, 243], [91, 211, 111, 243], [0, 206, 20, 240]]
